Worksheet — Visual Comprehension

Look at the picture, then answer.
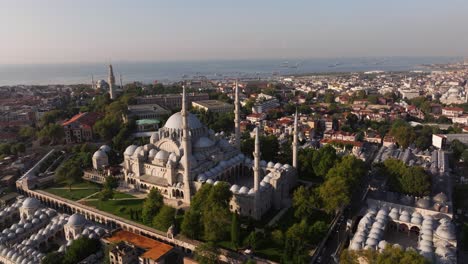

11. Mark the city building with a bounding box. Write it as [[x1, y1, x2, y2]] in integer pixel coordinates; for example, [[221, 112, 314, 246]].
[[252, 93, 279, 114], [191, 100, 233, 113], [135, 93, 209, 110], [62, 112, 103, 144], [126, 104, 171, 121], [103, 230, 178, 264]]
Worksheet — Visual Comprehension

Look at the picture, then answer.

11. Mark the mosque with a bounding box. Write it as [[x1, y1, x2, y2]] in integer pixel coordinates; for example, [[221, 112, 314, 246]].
[[119, 85, 298, 219]]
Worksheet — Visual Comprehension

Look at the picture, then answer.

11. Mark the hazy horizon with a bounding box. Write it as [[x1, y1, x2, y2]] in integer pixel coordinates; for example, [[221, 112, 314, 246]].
[[1, 0, 468, 65]]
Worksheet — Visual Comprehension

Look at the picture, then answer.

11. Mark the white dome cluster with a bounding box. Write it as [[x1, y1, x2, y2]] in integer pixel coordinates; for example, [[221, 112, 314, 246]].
[[349, 206, 457, 263], [0, 243, 44, 264]]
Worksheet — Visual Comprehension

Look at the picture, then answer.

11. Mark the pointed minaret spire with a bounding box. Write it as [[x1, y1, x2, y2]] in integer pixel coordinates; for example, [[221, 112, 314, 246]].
[[253, 126, 261, 192], [108, 64, 116, 99], [181, 86, 192, 204], [292, 109, 298, 168], [91, 75, 95, 90], [234, 80, 241, 150]]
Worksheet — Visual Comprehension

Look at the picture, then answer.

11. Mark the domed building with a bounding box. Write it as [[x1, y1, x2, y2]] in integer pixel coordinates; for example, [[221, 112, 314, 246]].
[[92, 149, 109, 170], [123, 87, 298, 219]]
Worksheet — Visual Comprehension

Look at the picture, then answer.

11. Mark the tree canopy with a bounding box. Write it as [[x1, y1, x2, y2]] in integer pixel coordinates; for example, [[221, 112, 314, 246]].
[[341, 246, 429, 264], [383, 159, 431, 196], [141, 188, 164, 225]]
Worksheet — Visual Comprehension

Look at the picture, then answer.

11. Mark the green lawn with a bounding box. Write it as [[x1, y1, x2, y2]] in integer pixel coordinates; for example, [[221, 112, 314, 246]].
[[43, 186, 100, 201], [85, 199, 144, 222], [51, 181, 101, 189], [112, 192, 137, 199]]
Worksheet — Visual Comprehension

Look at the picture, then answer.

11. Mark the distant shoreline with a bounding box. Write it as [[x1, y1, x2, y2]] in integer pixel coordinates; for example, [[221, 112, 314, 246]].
[[0, 57, 461, 86]]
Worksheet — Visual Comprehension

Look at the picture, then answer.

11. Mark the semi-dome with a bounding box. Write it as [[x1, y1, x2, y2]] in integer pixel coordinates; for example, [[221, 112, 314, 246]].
[[67, 214, 86, 227], [22, 198, 40, 209], [92, 150, 107, 159], [195, 137, 214, 148], [164, 112, 202, 130], [148, 149, 157, 159]]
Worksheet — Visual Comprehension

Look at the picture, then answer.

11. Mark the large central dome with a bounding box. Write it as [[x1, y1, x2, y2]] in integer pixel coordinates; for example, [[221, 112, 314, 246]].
[[164, 112, 203, 130]]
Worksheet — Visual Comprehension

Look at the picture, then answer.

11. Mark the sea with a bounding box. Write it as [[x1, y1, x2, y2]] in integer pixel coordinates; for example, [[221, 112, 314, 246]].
[[0, 57, 462, 86]]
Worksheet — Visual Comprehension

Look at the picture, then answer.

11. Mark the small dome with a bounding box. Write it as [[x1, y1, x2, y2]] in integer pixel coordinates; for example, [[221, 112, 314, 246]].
[[416, 198, 431, 209], [99, 145, 111, 153], [274, 163, 282, 169], [124, 145, 138, 156], [435, 221, 456, 240], [260, 160, 267, 167], [433, 192, 448, 204], [22, 198, 40, 209], [197, 174, 207, 182], [154, 150, 169, 160], [239, 186, 249, 194], [267, 161, 275, 168], [230, 185, 240, 193], [206, 179, 214, 184], [378, 240, 388, 249], [67, 214, 86, 227], [349, 241, 362, 250], [399, 211, 410, 222], [365, 237, 378, 247], [248, 188, 255, 195]]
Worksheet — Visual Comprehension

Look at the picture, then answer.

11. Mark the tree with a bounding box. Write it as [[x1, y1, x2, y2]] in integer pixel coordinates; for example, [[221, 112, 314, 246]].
[[194, 242, 220, 264], [341, 245, 429, 264], [152, 205, 175, 231], [319, 176, 351, 213], [390, 119, 415, 148], [383, 159, 431, 196], [38, 123, 65, 144], [313, 145, 339, 178], [141, 188, 164, 225], [230, 213, 240, 249], [244, 231, 258, 250], [282, 220, 309, 263], [292, 186, 320, 220], [41, 252, 64, 264], [203, 183, 232, 242], [19, 126, 36, 140], [62, 237, 101, 264]]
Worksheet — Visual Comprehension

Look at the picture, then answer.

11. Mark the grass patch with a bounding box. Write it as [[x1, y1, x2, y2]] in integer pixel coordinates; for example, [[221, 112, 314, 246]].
[[112, 192, 136, 199], [51, 181, 101, 189], [43, 187, 100, 201], [85, 199, 144, 222]]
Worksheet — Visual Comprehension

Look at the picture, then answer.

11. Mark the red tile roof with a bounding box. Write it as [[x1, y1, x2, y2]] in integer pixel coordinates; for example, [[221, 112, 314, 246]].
[[62, 112, 103, 127]]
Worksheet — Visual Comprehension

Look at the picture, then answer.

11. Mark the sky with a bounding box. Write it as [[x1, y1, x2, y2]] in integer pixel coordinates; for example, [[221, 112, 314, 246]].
[[1, 0, 467, 64]]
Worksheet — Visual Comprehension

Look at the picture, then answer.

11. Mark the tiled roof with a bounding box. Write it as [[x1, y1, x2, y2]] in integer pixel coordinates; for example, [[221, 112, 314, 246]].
[[105, 230, 173, 261]]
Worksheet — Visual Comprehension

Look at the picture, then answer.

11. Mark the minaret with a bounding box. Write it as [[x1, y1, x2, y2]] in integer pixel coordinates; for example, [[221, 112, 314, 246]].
[[234, 80, 241, 150], [292, 109, 298, 168], [253, 126, 261, 192], [91, 75, 95, 90], [181, 86, 192, 204], [108, 65, 116, 99]]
